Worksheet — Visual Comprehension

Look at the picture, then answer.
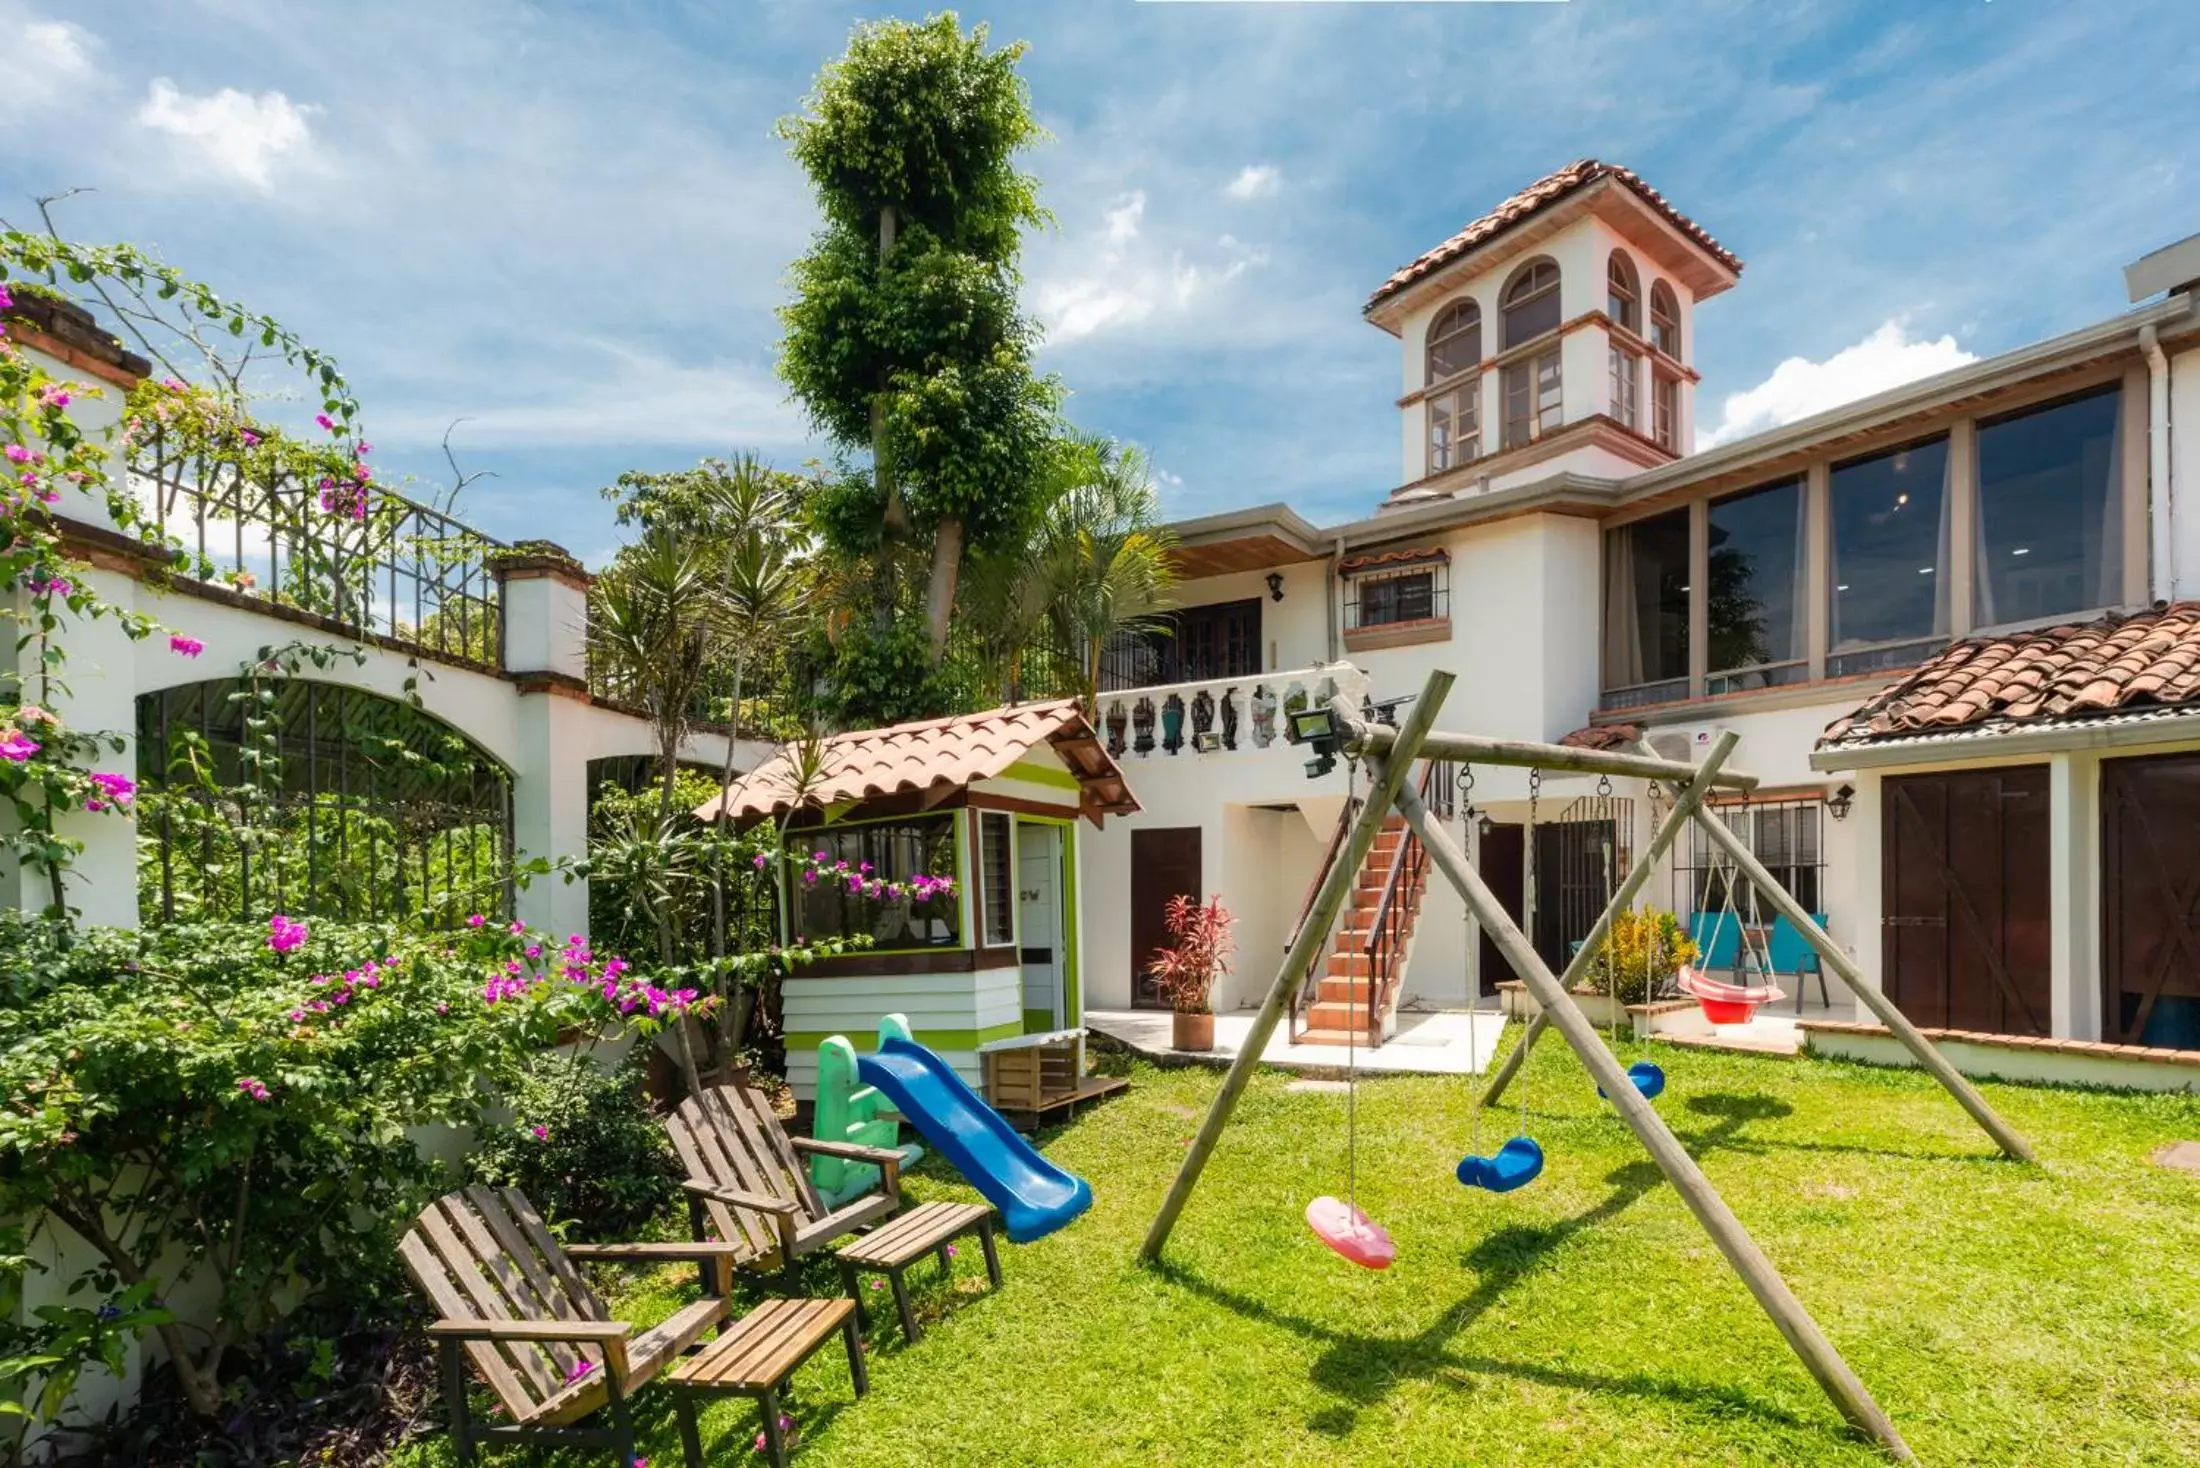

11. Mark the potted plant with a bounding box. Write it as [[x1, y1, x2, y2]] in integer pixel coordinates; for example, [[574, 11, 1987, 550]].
[[1146, 893, 1235, 1052], [1587, 905, 1697, 1007]]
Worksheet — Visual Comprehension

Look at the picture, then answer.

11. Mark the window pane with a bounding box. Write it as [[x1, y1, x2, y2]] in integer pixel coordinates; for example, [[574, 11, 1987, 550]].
[[1654, 376, 1678, 450], [980, 811, 1013, 947], [1603, 508, 1689, 689], [1534, 350, 1563, 430], [1427, 308, 1480, 380], [1502, 268, 1561, 348], [1358, 571, 1436, 627], [1609, 348, 1639, 429], [1830, 437, 1951, 655], [1427, 384, 1476, 472], [1975, 387, 2122, 625], [1708, 477, 1806, 674], [788, 817, 961, 949]]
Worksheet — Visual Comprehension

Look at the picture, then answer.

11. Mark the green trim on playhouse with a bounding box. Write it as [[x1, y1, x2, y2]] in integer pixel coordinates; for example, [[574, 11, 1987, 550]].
[[1003, 757, 1083, 791], [783, 1018, 1025, 1054]]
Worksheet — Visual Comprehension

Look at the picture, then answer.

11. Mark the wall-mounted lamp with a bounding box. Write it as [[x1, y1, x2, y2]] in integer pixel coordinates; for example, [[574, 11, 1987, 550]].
[[1292, 705, 1342, 778], [1265, 571, 1286, 602], [1192, 730, 1222, 754], [1477, 810, 1495, 841], [1826, 783, 1855, 822]]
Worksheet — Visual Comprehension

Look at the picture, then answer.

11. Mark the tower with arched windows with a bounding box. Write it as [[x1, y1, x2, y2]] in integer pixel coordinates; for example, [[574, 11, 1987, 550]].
[[1363, 160, 1741, 507]]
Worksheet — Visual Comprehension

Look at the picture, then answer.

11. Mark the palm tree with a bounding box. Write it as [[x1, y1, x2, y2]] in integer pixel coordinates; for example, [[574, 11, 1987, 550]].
[[587, 528, 727, 825], [1033, 436, 1180, 712]]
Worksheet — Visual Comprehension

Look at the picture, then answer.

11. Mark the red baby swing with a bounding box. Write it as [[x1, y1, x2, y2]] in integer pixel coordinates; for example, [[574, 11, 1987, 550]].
[[1675, 839, 1783, 1024]]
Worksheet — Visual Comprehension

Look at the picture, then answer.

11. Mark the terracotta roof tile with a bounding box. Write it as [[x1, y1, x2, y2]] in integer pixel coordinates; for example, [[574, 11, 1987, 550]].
[[1819, 604, 2200, 748], [1366, 159, 1742, 313], [697, 699, 1140, 825]]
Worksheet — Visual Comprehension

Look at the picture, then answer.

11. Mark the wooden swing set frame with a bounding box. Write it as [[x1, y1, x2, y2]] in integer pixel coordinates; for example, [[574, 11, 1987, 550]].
[[1140, 670, 2037, 1464]]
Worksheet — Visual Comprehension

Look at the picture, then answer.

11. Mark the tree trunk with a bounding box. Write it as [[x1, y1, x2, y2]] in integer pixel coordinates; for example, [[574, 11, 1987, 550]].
[[872, 204, 907, 632], [924, 515, 965, 658]]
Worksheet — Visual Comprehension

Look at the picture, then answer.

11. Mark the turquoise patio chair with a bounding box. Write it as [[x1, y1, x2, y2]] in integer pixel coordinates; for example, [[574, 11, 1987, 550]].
[[1688, 909, 1742, 979], [1766, 913, 1832, 1013]]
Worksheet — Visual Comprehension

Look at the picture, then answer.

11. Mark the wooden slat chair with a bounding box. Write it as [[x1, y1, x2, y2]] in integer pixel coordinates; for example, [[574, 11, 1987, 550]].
[[401, 1185, 747, 1466], [668, 1082, 905, 1283]]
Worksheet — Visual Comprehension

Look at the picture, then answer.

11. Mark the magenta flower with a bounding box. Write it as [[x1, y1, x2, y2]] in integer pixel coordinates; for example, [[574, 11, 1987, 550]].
[[236, 1077, 271, 1102], [2, 444, 31, 465], [241, 429, 261, 447], [314, 412, 336, 433], [0, 285, 11, 311], [87, 772, 136, 808], [36, 385, 70, 409], [267, 914, 308, 953], [509, 919, 526, 935], [752, 853, 769, 869], [531, 1124, 549, 1141], [565, 1357, 593, 1382], [27, 576, 71, 597], [0, 732, 38, 763], [170, 634, 206, 657], [435, 1001, 450, 1015], [466, 913, 486, 928]]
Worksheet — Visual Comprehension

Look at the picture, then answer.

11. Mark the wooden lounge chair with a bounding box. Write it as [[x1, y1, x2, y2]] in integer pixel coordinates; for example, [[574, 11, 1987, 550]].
[[668, 1082, 905, 1282], [401, 1185, 747, 1466]]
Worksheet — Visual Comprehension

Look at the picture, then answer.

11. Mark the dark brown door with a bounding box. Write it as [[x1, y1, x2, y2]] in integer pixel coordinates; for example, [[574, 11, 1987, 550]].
[[1883, 767, 2050, 1035], [2101, 753, 2200, 1048], [1131, 827, 1202, 1009], [1477, 823, 1527, 997]]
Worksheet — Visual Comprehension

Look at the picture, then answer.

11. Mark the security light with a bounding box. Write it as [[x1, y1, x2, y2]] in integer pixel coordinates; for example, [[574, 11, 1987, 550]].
[[1292, 704, 1343, 779], [1192, 730, 1222, 754]]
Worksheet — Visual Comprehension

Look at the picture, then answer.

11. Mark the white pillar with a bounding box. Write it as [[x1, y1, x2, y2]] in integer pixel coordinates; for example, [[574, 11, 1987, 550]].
[[3, 311, 149, 925], [498, 548, 595, 938], [2048, 751, 2101, 1040]]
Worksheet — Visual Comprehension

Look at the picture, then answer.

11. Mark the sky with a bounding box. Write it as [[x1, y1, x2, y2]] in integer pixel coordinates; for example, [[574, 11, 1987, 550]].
[[2, 0, 2195, 567]]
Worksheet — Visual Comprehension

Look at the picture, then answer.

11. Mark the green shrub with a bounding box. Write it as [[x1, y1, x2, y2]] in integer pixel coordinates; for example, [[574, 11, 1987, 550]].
[[1585, 905, 1697, 1006], [468, 1049, 677, 1238]]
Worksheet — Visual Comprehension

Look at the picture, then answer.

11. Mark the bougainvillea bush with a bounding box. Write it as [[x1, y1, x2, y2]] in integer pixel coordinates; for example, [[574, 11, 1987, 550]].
[[0, 911, 705, 1429]]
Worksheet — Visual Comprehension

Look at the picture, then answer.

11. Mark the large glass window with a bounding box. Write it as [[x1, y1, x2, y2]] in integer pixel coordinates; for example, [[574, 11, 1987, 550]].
[[1609, 346, 1640, 430], [788, 816, 960, 949], [1502, 351, 1563, 448], [1975, 386, 2123, 626], [1428, 384, 1477, 472], [1707, 477, 1808, 691], [1829, 436, 1951, 677], [1501, 260, 1562, 349], [1603, 508, 1690, 704], [1426, 300, 1481, 382]]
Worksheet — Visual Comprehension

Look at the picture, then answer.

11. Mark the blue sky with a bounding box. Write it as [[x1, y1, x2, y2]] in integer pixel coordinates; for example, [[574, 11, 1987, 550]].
[[3, 0, 2193, 565]]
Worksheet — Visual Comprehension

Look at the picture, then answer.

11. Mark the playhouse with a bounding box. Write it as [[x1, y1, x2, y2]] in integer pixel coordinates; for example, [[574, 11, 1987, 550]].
[[700, 699, 1139, 1116]]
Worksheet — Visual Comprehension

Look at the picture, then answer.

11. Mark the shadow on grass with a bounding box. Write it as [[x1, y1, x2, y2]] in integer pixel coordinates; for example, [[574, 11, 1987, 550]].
[[1670, 1092, 2013, 1166], [1153, 1091, 1830, 1443]]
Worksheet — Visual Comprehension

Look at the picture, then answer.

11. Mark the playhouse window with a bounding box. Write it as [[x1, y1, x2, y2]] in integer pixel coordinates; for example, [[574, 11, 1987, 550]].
[[787, 815, 961, 950], [978, 810, 1015, 948]]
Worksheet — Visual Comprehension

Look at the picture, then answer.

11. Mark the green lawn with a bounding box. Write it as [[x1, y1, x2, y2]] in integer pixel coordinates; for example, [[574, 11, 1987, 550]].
[[392, 1038, 2200, 1467]]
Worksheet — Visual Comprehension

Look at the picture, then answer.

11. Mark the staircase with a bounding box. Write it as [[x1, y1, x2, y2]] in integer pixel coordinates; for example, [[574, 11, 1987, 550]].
[[1289, 761, 1452, 1048]]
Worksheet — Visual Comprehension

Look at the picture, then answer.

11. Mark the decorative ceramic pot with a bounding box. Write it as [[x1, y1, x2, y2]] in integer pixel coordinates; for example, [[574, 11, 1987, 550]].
[[1172, 1010, 1215, 1052]]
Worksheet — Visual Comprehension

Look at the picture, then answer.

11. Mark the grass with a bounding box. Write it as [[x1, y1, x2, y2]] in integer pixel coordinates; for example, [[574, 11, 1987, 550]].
[[390, 1037, 2200, 1467]]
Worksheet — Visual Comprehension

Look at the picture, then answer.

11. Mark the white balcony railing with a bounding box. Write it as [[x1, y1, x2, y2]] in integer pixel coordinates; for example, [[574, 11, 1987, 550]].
[[1095, 662, 1370, 760]]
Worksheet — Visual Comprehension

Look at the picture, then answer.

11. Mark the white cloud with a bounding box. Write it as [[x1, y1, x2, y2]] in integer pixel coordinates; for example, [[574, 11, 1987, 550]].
[[0, 17, 99, 113], [1699, 319, 1977, 448], [137, 79, 318, 190], [1034, 190, 1268, 344], [1225, 164, 1279, 200]]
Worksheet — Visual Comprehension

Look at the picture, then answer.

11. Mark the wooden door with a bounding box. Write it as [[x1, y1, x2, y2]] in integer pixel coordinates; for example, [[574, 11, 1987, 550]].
[[1882, 768, 2050, 1035], [1131, 827, 1202, 1009], [2101, 753, 2200, 1048], [1476, 823, 1526, 997]]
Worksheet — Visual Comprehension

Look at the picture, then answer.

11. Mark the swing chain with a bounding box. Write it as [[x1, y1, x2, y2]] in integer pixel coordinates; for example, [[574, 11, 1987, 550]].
[[1596, 773, 1612, 798]]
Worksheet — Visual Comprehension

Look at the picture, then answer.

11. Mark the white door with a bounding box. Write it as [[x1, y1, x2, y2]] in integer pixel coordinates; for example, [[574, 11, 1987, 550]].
[[1017, 822, 1064, 1029]]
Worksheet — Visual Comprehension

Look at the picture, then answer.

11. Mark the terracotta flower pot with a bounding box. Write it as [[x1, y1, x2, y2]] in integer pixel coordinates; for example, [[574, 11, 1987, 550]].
[[1173, 1011, 1215, 1052]]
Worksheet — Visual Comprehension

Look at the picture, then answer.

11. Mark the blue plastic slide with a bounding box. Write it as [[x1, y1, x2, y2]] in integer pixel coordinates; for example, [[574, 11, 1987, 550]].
[[856, 1036, 1094, 1243]]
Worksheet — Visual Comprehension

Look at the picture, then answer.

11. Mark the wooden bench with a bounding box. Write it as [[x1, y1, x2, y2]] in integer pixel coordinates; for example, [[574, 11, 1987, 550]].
[[667, 1297, 865, 1468], [834, 1201, 1001, 1344]]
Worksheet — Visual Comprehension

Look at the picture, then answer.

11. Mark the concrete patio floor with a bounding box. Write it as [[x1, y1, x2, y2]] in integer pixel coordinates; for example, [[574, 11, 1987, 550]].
[[1088, 1006, 1508, 1076]]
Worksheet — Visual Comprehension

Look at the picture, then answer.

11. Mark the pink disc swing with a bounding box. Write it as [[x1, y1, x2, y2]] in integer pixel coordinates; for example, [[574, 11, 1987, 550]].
[[1307, 753, 1397, 1270], [1677, 846, 1781, 1024]]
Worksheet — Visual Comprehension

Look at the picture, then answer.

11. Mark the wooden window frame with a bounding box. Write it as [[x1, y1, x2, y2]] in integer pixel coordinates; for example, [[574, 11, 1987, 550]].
[[1609, 344, 1641, 431], [1606, 251, 1641, 335], [1425, 300, 1482, 384], [977, 809, 1015, 949], [1652, 371, 1679, 451], [1649, 280, 1681, 359], [1426, 381, 1479, 473]]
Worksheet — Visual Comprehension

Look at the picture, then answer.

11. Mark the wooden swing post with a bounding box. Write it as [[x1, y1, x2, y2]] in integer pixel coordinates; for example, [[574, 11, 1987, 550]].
[[1388, 763, 1915, 1462], [1138, 672, 1450, 1264], [1480, 731, 1738, 1106]]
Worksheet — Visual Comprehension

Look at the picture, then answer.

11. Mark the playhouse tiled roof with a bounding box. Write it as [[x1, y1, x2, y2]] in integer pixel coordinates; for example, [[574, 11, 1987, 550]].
[[1559, 722, 1644, 753], [699, 699, 1139, 825], [1818, 604, 2200, 749], [1366, 159, 1741, 312]]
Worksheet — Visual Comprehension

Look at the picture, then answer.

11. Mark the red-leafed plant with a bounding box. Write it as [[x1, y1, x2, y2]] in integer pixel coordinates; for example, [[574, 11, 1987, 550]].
[[1146, 893, 1235, 1015]]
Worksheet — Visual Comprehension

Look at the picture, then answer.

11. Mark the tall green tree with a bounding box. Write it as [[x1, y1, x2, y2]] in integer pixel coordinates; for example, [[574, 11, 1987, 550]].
[[777, 12, 1058, 666]]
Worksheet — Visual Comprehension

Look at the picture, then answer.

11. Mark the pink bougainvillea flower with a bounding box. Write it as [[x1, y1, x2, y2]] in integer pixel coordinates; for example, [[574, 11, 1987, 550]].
[[0, 285, 11, 311], [435, 1001, 450, 1015], [267, 914, 308, 953], [531, 1124, 548, 1141], [0, 732, 38, 762], [241, 429, 261, 447], [465, 913, 486, 928], [12, 705, 53, 725], [752, 853, 769, 869], [170, 634, 206, 657], [314, 412, 336, 432], [508, 919, 525, 935], [3, 444, 32, 464], [236, 1077, 271, 1102], [565, 1357, 593, 1382], [88, 771, 135, 807]]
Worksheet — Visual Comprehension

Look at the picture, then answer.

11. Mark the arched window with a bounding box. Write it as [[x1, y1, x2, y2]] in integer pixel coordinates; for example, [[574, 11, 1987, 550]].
[[136, 679, 514, 925], [1606, 251, 1641, 334], [1650, 281, 1681, 358], [1500, 259, 1563, 349], [1425, 300, 1481, 383]]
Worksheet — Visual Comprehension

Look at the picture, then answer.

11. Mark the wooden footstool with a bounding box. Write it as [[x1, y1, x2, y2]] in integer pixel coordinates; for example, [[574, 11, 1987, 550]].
[[668, 1297, 865, 1468], [835, 1201, 1001, 1344]]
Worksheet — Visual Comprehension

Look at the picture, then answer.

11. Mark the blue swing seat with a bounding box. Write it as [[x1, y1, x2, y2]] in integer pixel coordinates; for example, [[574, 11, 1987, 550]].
[[1457, 1135, 1544, 1193], [1597, 1060, 1666, 1102]]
